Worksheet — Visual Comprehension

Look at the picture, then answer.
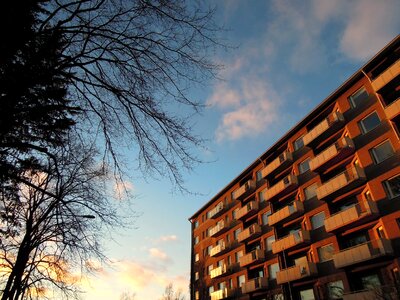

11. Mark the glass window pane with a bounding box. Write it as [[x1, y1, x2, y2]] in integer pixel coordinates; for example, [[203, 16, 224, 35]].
[[384, 174, 400, 199], [299, 158, 310, 174], [370, 140, 394, 164], [268, 263, 280, 279], [256, 170, 263, 181], [300, 288, 315, 300], [318, 244, 334, 262], [294, 136, 304, 150], [238, 275, 245, 287], [262, 211, 271, 225], [359, 112, 380, 134], [265, 235, 275, 251], [349, 86, 369, 108], [327, 280, 344, 299], [311, 212, 325, 229], [304, 183, 318, 200], [361, 274, 381, 290]]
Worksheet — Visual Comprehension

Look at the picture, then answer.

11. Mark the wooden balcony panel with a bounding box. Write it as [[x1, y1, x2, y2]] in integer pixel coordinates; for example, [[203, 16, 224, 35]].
[[264, 174, 298, 202], [210, 242, 226, 257], [236, 201, 259, 220], [371, 59, 400, 91], [239, 249, 265, 268], [276, 262, 317, 284], [261, 151, 293, 178], [310, 137, 355, 172], [237, 223, 261, 243], [269, 200, 304, 226], [384, 98, 400, 120], [272, 230, 310, 254], [303, 111, 345, 147], [233, 180, 255, 200], [209, 202, 225, 219], [210, 264, 227, 279], [210, 289, 228, 300], [241, 277, 268, 294], [209, 221, 227, 237], [316, 166, 366, 200], [333, 239, 393, 268], [324, 200, 379, 232]]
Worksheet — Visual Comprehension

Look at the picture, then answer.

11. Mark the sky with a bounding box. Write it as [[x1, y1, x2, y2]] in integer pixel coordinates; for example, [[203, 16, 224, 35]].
[[80, 1, 400, 299]]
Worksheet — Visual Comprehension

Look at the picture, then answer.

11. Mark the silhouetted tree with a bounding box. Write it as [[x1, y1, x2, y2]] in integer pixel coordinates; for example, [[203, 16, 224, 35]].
[[160, 283, 186, 300]]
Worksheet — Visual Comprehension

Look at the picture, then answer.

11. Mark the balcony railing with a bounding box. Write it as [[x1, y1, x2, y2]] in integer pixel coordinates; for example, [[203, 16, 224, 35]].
[[239, 249, 265, 268], [209, 220, 227, 237], [269, 200, 304, 226], [343, 286, 398, 300], [236, 200, 259, 220], [233, 180, 255, 200], [276, 261, 317, 284], [324, 200, 378, 232], [241, 277, 268, 294], [309, 137, 355, 172], [208, 202, 225, 219], [333, 239, 393, 268], [237, 223, 261, 243], [210, 264, 227, 279], [264, 174, 298, 202], [371, 59, 400, 92], [316, 165, 365, 200], [210, 288, 228, 300], [272, 229, 310, 254], [303, 111, 345, 146], [384, 98, 400, 120], [210, 242, 226, 257], [261, 151, 293, 178]]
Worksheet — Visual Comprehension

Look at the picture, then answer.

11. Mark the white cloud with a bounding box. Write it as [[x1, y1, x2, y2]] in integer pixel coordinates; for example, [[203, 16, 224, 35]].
[[159, 235, 178, 242], [148, 248, 171, 262]]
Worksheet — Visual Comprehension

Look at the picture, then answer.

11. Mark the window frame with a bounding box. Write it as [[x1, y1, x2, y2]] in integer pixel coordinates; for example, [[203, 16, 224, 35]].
[[310, 211, 325, 229], [358, 111, 381, 134], [298, 157, 311, 174], [317, 243, 334, 262], [293, 135, 304, 151], [369, 140, 395, 164], [383, 174, 400, 199], [304, 183, 318, 200], [349, 86, 369, 108]]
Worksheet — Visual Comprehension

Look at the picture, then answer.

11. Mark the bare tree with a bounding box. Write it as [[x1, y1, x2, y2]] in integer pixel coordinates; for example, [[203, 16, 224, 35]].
[[37, 0, 224, 189], [160, 283, 186, 300], [119, 291, 136, 300], [0, 141, 124, 299]]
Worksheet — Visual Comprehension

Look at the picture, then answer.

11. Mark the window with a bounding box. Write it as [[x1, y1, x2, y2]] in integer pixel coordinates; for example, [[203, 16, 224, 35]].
[[317, 244, 334, 262], [265, 235, 275, 252], [359, 111, 381, 134], [194, 220, 199, 228], [208, 286, 214, 295], [227, 255, 232, 266], [259, 188, 266, 202], [298, 158, 311, 174], [232, 208, 239, 220], [311, 212, 325, 229], [195, 291, 199, 300], [229, 278, 233, 288], [234, 228, 242, 240], [237, 275, 246, 287], [207, 264, 213, 275], [235, 250, 243, 262], [377, 226, 387, 239], [195, 272, 199, 280], [383, 174, 400, 199], [364, 190, 373, 201], [268, 263, 280, 280], [361, 274, 381, 290], [217, 260, 224, 267], [294, 136, 304, 151], [327, 280, 344, 299], [299, 288, 315, 300], [207, 245, 212, 256], [195, 253, 199, 262], [304, 183, 318, 200], [194, 236, 199, 245], [218, 281, 226, 290], [256, 169, 263, 181], [349, 86, 369, 108], [274, 294, 284, 300], [370, 140, 394, 164], [262, 211, 271, 225]]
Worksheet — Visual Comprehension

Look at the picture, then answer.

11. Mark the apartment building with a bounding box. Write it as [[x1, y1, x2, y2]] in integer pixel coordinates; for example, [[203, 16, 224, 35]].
[[189, 35, 400, 300]]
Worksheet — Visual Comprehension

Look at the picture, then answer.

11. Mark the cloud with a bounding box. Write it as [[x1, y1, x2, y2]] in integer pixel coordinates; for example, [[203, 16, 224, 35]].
[[113, 180, 134, 200], [159, 235, 178, 242], [148, 248, 171, 262]]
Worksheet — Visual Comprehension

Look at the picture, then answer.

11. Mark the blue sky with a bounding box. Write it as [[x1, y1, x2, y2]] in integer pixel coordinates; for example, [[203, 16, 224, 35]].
[[81, 1, 400, 299]]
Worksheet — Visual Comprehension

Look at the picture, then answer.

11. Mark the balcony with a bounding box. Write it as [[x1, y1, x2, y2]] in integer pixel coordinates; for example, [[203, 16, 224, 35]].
[[237, 223, 261, 243], [210, 288, 229, 300], [236, 201, 259, 220], [384, 98, 400, 120], [209, 220, 228, 237], [264, 174, 298, 202], [208, 202, 225, 219], [343, 286, 398, 300], [272, 229, 310, 254], [303, 111, 345, 147], [241, 277, 269, 294], [268, 200, 304, 226], [316, 166, 366, 200], [276, 261, 317, 284], [371, 59, 400, 92], [324, 200, 378, 232], [233, 180, 255, 200], [261, 151, 293, 178], [210, 264, 227, 279], [210, 242, 226, 257], [333, 239, 393, 268], [239, 249, 265, 268], [309, 137, 355, 172]]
